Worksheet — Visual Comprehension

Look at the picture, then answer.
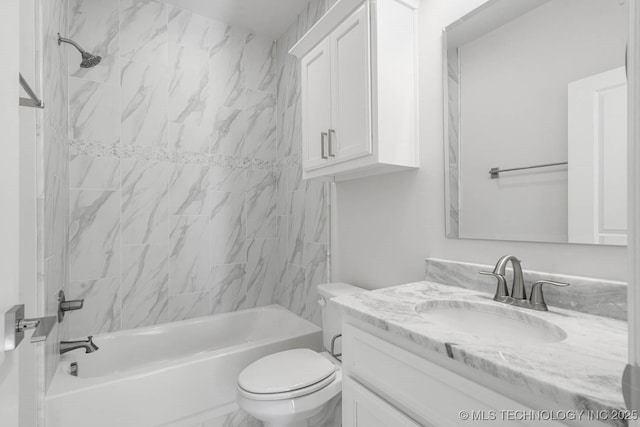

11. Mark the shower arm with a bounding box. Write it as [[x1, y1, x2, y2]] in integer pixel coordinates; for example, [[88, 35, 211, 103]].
[[57, 34, 87, 54]]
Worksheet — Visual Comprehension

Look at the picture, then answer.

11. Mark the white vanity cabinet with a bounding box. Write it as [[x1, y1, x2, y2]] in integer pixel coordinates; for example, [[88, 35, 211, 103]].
[[343, 376, 421, 427], [341, 322, 592, 427], [289, 0, 419, 181]]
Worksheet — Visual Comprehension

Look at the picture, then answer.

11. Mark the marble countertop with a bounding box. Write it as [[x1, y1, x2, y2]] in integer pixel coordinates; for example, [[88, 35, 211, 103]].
[[332, 281, 628, 427]]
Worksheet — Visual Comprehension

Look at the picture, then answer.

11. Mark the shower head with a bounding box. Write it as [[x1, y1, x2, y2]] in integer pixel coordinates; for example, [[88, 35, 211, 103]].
[[79, 51, 102, 68], [57, 33, 102, 68]]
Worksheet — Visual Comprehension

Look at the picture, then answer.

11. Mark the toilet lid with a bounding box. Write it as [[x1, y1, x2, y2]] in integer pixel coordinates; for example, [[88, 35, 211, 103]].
[[238, 349, 336, 395]]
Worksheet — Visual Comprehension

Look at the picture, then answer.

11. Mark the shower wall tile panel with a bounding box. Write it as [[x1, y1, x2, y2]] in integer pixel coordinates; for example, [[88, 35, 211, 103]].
[[209, 31, 245, 110], [67, 277, 121, 337], [246, 238, 279, 308], [69, 189, 121, 282], [210, 191, 246, 265], [121, 59, 169, 148], [68, 0, 120, 84], [246, 90, 277, 162], [211, 263, 247, 314], [247, 170, 277, 239], [210, 167, 246, 193], [168, 44, 211, 128], [119, 0, 169, 65], [274, 0, 331, 326], [70, 155, 120, 190], [67, 0, 283, 335], [245, 34, 276, 94], [169, 291, 210, 322], [121, 243, 170, 328], [69, 78, 119, 144], [169, 164, 210, 216], [42, 0, 71, 392], [120, 160, 169, 245], [169, 215, 210, 294], [168, 6, 215, 51], [210, 108, 246, 157]]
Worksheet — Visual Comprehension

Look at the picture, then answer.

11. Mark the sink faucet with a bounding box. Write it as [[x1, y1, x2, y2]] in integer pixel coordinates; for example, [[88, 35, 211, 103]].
[[494, 255, 527, 305], [480, 255, 569, 311], [60, 336, 98, 355]]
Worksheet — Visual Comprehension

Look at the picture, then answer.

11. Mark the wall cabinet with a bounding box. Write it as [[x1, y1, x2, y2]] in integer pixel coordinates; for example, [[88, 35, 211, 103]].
[[342, 321, 608, 427], [290, 0, 419, 181]]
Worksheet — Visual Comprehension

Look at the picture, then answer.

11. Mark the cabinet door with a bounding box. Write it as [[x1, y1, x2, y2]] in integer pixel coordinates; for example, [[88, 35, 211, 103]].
[[330, 3, 372, 163], [343, 376, 424, 427], [301, 39, 332, 170]]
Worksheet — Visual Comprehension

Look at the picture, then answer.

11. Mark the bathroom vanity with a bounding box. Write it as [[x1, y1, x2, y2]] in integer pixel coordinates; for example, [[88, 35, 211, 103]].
[[333, 282, 628, 427]]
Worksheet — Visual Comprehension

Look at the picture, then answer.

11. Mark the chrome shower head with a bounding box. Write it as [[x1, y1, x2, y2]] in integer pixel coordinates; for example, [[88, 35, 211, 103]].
[[79, 51, 102, 68], [57, 33, 102, 68]]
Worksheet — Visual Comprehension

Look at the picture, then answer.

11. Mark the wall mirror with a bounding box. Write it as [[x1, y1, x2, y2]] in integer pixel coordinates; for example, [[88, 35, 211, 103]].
[[443, 0, 629, 245]]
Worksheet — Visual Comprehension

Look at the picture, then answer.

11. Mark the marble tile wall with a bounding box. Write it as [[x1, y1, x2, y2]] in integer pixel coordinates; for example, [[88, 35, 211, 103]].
[[41, 0, 71, 391], [273, 0, 332, 327], [66, 0, 334, 338], [66, 0, 280, 336]]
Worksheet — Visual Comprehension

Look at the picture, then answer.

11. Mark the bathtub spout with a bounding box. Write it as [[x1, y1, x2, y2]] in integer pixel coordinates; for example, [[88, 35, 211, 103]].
[[60, 336, 99, 355]]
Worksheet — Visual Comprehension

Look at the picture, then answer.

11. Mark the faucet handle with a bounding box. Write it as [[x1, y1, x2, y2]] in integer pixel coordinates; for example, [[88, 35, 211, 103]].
[[529, 280, 570, 311], [57, 290, 85, 322], [479, 271, 510, 302]]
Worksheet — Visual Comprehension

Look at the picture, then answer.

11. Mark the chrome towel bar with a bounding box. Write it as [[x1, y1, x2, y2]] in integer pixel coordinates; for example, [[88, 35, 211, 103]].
[[489, 161, 567, 179], [19, 73, 44, 109]]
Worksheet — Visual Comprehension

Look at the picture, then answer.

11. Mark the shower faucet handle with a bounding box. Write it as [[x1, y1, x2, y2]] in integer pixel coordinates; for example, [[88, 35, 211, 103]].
[[60, 299, 84, 311], [57, 290, 85, 322]]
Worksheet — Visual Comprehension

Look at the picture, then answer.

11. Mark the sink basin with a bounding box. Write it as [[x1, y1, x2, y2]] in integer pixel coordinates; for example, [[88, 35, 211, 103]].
[[414, 300, 567, 345]]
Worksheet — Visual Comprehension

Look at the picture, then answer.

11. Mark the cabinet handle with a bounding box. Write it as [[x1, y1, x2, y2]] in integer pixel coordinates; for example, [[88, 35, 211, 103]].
[[328, 129, 336, 157], [321, 132, 328, 159]]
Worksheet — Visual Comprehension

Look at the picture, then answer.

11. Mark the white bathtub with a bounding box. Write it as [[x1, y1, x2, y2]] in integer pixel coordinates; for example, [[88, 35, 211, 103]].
[[46, 305, 322, 427]]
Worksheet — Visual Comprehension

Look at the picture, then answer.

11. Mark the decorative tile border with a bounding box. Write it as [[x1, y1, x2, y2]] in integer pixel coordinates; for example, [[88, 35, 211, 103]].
[[70, 139, 300, 170]]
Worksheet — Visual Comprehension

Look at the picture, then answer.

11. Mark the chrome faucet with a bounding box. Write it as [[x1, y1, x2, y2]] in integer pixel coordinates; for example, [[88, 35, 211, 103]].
[[60, 336, 98, 355], [480, 255, 569, 311]]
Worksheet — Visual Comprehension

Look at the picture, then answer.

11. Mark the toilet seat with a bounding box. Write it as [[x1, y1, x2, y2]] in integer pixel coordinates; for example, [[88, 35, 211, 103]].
[[238, 349, 337, 401], [238, 372, 336, 401]]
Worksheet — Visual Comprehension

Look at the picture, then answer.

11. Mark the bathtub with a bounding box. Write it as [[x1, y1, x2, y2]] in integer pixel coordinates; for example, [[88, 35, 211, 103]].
[[46, 305, 322, 427]]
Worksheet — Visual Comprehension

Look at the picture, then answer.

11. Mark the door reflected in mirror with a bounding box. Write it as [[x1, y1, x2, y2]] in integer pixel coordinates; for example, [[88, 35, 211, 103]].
[[443, 0, 628, 246]]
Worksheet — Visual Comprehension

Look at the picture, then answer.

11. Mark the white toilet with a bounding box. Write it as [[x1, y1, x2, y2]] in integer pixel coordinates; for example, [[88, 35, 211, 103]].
[[236, 283, 363, 427]]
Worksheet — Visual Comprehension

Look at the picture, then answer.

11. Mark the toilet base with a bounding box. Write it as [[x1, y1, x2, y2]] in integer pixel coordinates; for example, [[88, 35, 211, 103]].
[[264, 422, 307, 427], [253, 394, 341, 427]]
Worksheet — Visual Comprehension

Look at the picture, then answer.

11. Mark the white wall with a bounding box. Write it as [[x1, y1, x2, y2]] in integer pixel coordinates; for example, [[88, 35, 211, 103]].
[[334, 0, 627, 289], [458, 0, 627, 242]]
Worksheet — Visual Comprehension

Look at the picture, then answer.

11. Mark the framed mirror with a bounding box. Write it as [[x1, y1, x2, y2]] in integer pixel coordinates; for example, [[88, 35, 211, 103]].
[[443, 0, 628, 245]]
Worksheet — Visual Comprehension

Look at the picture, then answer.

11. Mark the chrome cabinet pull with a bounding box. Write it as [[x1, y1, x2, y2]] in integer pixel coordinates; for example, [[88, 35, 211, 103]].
[[328, 129, 336, 157], [321, 132, 328, 159]]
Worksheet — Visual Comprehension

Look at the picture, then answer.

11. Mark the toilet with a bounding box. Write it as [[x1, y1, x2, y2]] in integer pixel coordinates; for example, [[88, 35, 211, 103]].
[[236, 282, 363, 427]]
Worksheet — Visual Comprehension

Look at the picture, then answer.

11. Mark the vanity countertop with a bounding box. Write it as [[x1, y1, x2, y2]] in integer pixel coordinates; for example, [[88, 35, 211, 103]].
[[332, 281, 629, 427]]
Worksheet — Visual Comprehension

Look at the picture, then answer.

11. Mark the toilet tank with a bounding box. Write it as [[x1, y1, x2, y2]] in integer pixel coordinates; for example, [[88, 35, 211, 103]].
[[317, 282, 364, 353]]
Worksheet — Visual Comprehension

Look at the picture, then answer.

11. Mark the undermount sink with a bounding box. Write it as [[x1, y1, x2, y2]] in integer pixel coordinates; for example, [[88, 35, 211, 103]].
[[414, 300, 567, 346]]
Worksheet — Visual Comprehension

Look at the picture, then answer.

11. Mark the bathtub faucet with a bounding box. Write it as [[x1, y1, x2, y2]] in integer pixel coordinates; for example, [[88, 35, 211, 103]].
[[60, 336, 99, 355]]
